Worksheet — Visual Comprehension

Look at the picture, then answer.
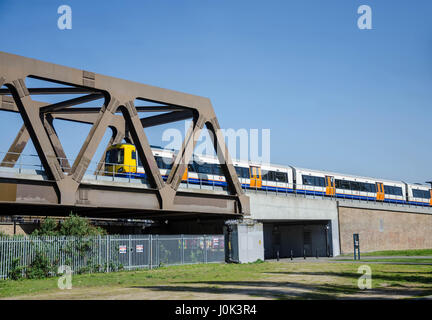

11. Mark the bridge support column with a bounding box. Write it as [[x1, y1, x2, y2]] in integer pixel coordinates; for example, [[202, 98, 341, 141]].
[[224, 219, 264, 263]]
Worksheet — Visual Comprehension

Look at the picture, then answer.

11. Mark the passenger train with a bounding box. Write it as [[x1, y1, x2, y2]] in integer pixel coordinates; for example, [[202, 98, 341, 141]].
[[104, 143, 432, 207]]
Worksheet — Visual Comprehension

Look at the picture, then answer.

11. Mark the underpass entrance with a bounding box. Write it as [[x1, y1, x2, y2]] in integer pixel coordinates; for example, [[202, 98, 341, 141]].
[[262, 220, 333, 259]]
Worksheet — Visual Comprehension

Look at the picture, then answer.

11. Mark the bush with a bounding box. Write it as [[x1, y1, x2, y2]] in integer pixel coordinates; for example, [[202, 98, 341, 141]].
[[8, 258, 24, 280], [32, 217, 58, 236], [32, 213, 106, 236], [26, 251, 53, 279], [59, 213, 106, 236]]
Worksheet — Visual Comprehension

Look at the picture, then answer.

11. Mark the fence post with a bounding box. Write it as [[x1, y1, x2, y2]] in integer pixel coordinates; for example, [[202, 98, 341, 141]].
[[128, 235, 132, 270], [204, 235, 207, 264], [156, 235, 159, 266], [149, 234, 153, 270], [106, 235, 109, 273], [181, 234, 184, 265]]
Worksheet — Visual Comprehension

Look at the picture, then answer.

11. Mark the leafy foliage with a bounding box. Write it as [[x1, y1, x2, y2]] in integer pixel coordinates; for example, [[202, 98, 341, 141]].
[[59, 214, 106, 236], [32, 217, 58, 236], [8, 258, 24, 280], [25, 251, 54, 279], [32, 213, 106, 236]]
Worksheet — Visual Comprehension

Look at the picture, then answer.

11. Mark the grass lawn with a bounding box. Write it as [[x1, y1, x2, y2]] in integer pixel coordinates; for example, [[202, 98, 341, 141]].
[[1, 261, 432, 300], [342, 249, 432, 257]]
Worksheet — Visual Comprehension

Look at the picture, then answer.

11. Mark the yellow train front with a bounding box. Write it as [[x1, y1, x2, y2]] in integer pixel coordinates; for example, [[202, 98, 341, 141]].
[[104, 143, 138, 176]]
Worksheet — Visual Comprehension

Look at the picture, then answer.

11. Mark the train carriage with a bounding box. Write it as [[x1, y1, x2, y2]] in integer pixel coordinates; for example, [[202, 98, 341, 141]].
[[407, 184, 432, 206]]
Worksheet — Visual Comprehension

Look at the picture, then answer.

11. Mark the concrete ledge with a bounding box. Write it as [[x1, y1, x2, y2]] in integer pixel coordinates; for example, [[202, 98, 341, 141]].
[[337, 199, 432, 215]]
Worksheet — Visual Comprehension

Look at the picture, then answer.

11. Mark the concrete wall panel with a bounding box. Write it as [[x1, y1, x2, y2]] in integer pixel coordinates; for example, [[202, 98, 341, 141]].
[[338, 206, 432, 253]]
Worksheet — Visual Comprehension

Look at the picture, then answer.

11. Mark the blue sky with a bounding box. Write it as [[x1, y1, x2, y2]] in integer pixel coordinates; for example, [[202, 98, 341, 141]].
[[0, 0, 431, 183]]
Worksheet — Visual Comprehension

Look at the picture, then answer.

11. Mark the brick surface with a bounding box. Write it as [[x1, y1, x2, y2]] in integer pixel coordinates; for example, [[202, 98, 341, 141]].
[[339, 207, 432, 253]]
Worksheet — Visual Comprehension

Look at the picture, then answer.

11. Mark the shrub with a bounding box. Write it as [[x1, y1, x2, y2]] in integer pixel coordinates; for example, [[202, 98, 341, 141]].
[[59, 213, 106, 236], [26, 251, 53, 279], [8, 258, 24, 280], [31, 217, 59, 236], [32, 213, 106, 236]]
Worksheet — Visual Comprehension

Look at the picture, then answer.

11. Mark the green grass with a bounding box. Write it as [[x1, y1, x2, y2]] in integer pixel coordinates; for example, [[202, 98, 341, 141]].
[[1, 261, 432, 299], [342, 249, 432, 257]]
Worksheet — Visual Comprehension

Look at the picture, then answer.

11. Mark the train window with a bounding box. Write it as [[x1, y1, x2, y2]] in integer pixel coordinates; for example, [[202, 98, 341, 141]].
[[155, 156, 173, 170], [105, 148, 124, 164], [351, 181, 361, 191], [131, 151, 136, 160], [413, 189, 431, 199], [234, 166, 249, 178], [188, 163, 196, 172], [212, 164, 223, 176], [384, 185, 403, 196], [197, 162, 212, 174], [358, 182, 367, 192], [241, 167, 250, 178], [235, 166, 243, 177], [302, 175, 314, 186], [268, 171, 276, 181], [275, 172, 288, 183], [335, 179, 350, 190], [261, 170, 269, 181], [302, 175, 324, 187], [363, 183, 376, 193]]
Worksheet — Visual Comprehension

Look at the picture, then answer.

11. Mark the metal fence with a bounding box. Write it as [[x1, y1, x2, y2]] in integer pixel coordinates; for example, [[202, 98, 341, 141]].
[[0, 234, 225, 280]]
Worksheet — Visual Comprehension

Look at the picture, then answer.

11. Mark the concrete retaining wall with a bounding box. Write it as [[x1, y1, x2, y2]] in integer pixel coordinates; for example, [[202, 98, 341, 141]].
[[249, 194, 341, 256]]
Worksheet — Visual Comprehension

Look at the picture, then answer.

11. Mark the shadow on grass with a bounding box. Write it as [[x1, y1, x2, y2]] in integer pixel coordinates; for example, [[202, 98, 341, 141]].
[[266, 271, 432, 285], [131, 278, 432, 300]]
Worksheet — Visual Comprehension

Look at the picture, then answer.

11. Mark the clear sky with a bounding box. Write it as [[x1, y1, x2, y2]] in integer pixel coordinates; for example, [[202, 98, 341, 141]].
[[0, 0, 431, 184]]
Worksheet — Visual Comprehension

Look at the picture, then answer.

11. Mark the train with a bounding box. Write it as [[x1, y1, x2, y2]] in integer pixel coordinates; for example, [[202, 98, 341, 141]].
[[104, 143, 432, 207]]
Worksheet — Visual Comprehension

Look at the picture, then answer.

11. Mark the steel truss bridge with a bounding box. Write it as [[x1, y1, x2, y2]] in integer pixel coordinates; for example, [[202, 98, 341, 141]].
[[0, 52, 249, 220]]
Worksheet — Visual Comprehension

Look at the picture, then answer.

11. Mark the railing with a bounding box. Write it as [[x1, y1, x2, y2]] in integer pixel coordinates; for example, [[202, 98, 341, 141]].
[[0, 151, 430, 210], [0, 234, 225, 280]]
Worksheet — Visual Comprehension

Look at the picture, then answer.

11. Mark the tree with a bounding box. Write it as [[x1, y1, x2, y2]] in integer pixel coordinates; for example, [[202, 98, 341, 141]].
[[59, 213, 106, 236], [32, 213, 106, 236], [32, 217, 59, 236]]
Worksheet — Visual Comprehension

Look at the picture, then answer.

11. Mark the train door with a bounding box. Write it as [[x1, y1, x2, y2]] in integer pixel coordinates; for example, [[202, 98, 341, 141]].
[[182, 166, 188, 181], [376, 182, 385, 201], [250, 166, 262, 188], [325, 176, 335, 196]]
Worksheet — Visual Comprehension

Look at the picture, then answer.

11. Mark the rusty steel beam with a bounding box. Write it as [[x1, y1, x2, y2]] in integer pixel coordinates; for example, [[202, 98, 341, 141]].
[[0, 51, 250, 216]]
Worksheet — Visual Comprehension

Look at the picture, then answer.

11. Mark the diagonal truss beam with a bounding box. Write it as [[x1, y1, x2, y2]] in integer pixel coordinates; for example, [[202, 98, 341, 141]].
[[0, 124, 30, 167], [140, 110, 194, 128], [40, 93, 104, 113]]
